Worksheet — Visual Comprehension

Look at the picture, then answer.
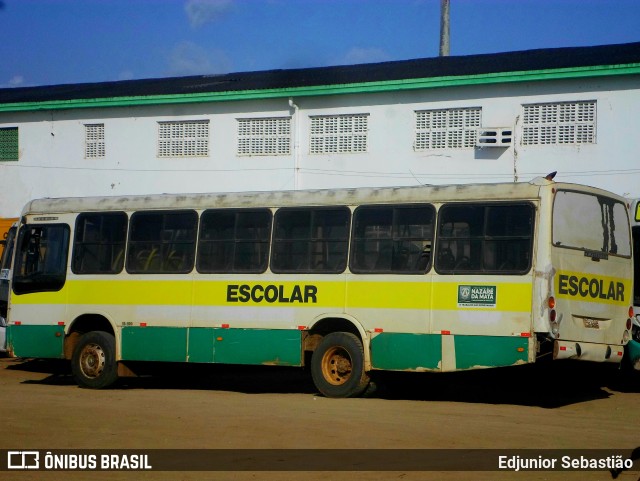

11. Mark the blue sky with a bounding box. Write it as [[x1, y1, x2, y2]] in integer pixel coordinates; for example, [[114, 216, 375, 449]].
[[1, 0, 640, 88]]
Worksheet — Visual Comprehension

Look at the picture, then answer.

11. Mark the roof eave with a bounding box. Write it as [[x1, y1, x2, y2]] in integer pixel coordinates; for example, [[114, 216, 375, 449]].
[[1, 63, 639, 113]]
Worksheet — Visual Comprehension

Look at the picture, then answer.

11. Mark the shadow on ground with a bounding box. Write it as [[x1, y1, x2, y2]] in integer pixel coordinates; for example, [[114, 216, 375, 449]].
[[5, 356, 639, 408], [370, 361, 640, 408]]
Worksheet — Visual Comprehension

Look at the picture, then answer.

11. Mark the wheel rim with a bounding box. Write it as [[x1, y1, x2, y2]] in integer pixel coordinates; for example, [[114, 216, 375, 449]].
[[320, 346, 353, 385], [79, 343, 106, 379]]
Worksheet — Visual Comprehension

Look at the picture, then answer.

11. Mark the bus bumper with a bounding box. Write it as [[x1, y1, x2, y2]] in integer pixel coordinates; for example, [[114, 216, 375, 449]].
[[553, 340, 624, 363]]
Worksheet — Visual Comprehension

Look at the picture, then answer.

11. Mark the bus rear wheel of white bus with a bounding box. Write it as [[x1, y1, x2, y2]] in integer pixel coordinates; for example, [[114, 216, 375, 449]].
[[311, 332, 370, 398], [71, 331, 118, 389]]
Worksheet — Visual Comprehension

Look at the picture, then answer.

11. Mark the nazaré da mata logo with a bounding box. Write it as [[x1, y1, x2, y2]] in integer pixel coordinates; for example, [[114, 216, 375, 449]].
[[457, 285, 497, 308]]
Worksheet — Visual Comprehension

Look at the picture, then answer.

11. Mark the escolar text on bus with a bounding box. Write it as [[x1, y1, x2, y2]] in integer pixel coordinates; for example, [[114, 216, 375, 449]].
[[557, 274, 625, 302], [226, 284, 318, 304]]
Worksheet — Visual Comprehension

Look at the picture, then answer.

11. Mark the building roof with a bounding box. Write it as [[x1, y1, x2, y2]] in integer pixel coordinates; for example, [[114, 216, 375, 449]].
[[2, 41, 640, 111]]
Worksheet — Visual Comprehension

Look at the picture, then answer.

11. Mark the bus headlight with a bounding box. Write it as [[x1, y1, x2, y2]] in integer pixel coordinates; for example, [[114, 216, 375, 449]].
[[551, 321, 560, 337], [623, 330, 630, 343]]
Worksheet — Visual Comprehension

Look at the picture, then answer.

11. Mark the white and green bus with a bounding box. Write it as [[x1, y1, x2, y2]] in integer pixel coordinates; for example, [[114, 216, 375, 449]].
[[626, 198, 640, 370], [6, 177, 634, 397]]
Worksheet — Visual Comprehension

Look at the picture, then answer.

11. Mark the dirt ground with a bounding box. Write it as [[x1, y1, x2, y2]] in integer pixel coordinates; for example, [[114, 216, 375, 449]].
[[0, 356, 639, 481]]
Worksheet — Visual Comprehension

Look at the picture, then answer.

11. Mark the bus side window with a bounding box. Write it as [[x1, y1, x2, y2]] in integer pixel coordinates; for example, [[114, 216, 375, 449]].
[[197, 209, 272, 274], [72, 212, 128, 274], [13, 224, 70, 295], [350, 204, 434, 274], [271, 207, 350, 274], [436, 203, 533, 275], [126, 210, 197, 274]]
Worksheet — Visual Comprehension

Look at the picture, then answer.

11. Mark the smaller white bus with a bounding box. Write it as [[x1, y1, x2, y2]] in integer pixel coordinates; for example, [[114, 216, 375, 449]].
[[5, 177, 635, 397]]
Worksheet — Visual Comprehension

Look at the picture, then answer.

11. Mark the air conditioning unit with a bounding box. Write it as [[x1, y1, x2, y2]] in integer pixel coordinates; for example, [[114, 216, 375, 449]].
[[476, 127, 513, 147]]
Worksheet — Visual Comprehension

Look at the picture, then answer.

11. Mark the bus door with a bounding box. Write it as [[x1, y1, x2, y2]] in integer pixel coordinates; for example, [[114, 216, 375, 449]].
[[0, 224, 17, 352], [1, 224, 17, 315], [9, 222, 71, 358], [551, 190, 632, 361], [433, 202, 536, 371]]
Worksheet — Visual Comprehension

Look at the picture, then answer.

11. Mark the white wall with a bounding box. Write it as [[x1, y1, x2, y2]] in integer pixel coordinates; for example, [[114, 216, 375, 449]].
[[1, 74, 639, 218]]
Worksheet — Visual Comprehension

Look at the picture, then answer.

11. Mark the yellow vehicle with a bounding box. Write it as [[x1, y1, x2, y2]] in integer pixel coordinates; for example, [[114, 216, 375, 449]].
[[6, 178, 634, 397], [0, 218, 18, 259]]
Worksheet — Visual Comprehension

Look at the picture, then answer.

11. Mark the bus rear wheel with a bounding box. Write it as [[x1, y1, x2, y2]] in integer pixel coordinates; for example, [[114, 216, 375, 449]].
[[311, 332, 370, 398], [71, 331, 118, 389]]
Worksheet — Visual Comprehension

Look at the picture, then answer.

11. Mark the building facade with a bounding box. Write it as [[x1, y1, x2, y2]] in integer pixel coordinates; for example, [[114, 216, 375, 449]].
[[1, 42, 640, 219]]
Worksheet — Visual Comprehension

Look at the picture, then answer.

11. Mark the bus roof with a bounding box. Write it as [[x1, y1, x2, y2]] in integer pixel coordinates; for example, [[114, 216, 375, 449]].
[[19, 178, 624, 216]]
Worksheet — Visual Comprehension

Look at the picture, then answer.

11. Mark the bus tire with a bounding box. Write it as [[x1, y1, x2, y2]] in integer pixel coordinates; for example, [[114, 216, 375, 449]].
[[71, 331, 118, 389], [311, 332, 370, 398]]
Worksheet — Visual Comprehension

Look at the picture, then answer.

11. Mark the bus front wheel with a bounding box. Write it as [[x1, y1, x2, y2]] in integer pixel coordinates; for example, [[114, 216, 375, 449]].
[[71, 331, 118, 389], [311, 332, 370, 398]]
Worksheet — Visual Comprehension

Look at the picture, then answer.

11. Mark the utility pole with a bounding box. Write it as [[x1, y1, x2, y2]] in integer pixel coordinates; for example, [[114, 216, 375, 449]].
[[439, 0, 450, 56]]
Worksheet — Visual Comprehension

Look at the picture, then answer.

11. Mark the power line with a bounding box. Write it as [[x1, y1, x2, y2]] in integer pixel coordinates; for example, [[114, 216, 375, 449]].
[[2, 163, 640, 179]]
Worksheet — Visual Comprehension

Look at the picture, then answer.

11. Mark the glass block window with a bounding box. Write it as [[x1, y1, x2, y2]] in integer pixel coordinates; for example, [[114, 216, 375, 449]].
[[85, 124, 105, 158], [158, 120, 209, 157], [310, 114, 368, 154], [414, 108, 481, 150], [237, 117, 291, 156], [0, 127, 19, 161], [522, 101, 596, 145]]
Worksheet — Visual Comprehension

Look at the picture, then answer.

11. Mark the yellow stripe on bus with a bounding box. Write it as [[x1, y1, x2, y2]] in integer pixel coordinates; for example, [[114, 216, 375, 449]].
[[12, 279, 533, 312]]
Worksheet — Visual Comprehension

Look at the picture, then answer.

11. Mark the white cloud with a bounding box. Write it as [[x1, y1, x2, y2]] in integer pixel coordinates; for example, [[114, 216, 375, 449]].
[[7, 75, 25, 87], [117, 70, 134, 81], [185, 0, 234, 28], [342, 47, 392, 65], [168, 41, 232, 76]]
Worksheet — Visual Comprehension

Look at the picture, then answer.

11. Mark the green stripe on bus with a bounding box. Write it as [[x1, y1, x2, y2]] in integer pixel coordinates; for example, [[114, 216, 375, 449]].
[[454, 335, 529, 370], [122, 326, 188, 362], [370, 333, 442, 371], [369, 333, 529, 371], [8, 324, 65, 359], [211, 328, 302, 366], [188, 327, 215, 363], [121, 326, 303, 366]]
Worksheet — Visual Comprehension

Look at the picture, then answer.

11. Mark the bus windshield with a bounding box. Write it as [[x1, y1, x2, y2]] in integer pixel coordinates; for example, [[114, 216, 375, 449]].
[[553, 190, 631, 257]]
